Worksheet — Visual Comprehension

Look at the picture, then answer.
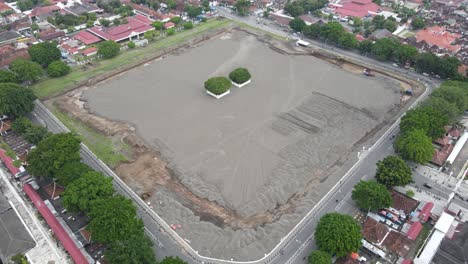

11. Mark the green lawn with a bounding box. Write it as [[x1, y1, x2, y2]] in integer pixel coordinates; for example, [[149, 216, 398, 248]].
[[33, 19, 231, 99], [50, 104, 131, 168]]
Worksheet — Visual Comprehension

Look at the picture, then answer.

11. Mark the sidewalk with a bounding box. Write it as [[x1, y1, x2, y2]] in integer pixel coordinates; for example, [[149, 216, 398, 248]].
[[0, 168, 69, 264]]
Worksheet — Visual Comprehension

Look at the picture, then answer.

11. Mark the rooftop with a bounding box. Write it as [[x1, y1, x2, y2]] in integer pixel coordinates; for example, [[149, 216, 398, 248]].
[[87, 16, 153, 42], [73, 30, 101, 45], [382, 231, 414, 257], [0, 194, 36, 262], [406, 222, 423, 240], [362, 218, 390, 244], [433, 222, 468, 264], [0, 31, 22, 44], [415, 26, 461, 53], [391, 190, 419, 215], [332, 0, 381, 18]]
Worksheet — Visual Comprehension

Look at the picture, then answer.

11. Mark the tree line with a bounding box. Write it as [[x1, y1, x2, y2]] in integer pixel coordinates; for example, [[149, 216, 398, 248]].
[[395, 81, 468, 164], [290, 19, 463, 79]]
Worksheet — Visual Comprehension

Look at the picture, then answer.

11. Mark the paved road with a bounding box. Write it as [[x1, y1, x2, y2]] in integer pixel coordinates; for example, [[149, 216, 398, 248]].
[[29, 13, 438, 264]]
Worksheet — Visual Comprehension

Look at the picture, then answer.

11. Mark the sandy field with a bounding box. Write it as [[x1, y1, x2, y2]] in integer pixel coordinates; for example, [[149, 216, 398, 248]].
[[79, 30, 403, 260]]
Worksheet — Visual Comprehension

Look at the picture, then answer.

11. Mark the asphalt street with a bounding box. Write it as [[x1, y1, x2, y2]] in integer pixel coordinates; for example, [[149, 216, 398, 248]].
[[28, 13, 438, 264]]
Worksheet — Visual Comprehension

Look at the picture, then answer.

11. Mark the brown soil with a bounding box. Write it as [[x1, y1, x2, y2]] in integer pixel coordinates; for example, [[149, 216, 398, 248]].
[[48, 27, 421, 230]]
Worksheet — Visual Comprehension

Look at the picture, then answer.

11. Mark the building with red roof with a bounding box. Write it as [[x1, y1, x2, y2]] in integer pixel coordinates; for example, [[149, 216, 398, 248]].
[[23, 183, 89, 264], [407, 222, 423, 240], [0, 149, 20, 176], [87, 16, 153, 42], [73, 30, 101, 45], [419, 202, 434, 222], [0, 2, 13, 13], [331, 0, 381, 18], [432, 143, 453, 166], [82, 47, 97, 56], [28, 5, 60, 19], [415, 26, 461, 54], [164, 21, 175, 29]]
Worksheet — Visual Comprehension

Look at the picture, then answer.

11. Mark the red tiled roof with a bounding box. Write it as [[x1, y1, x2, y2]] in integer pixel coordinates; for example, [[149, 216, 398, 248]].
[[382, 231, 414, 257], [355, 34, 366, 41], [432, 144, 453, 166], [87, 16, 153, 42], [449, 129, 461, 138], [23, 183, 89, 264], [0, 148, 19, 176], [362, 218, 389, 244], [391, 190, 419, 215], [419, 202, 434, 222], [407, 222, 423, 240], [74, 30, 101, 45], [0, 120, 12, 133], [82, 47, 97, 55], [29, 5, 60, 17], [415, 26, 461, 53], [434, 136, 450, 146], [270, 13, 292, 26], [333, 0, 380, 18], [134, 13, 154, 24], [0, 2, 12, 12], [164, 21, 175, 29]]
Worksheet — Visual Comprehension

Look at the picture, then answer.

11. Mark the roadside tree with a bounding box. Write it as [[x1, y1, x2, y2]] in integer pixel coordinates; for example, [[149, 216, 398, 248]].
[[394, 129, 434, 164], [352, 180, 392, 211], [28, 41, 61, 67], [309, 250, 332, 264], [62, 171, 114, 213], [159, 256, 187, 264], [27, 133, 81, 178], [431, 82, 468, 114], [371, 38, 399, 61], [376, 155, 412, 186], [423, 96, 459, 124], [289, 17, 306, 32], [234, 0, 251, 16], [55, 161, 93, 186], [12, 117, 50, 144], [98, 41, 120, 59], [394, 44, 418, 65], [152, 21, 163, 30], [0, 69, 18, 83], [185, 4, 202, 18], [315, 213, 362, 257], [0, 83, 36, 117], [106, 234, 156, 264], [88, 195, 144, 243], [9, 58, 43, 83], [47, 60, 71, 77]]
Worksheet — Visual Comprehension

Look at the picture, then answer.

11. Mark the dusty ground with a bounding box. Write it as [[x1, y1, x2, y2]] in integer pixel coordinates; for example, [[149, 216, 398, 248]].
[[51, 29, 417, 260]]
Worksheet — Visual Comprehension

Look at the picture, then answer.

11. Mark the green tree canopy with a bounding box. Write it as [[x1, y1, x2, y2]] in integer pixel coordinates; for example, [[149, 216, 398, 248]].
[[289, 17, 306, 32], [27, 133, 81, 178], [229, 68, 251, 84], [315, 213, 362, 257], [185, 4, 202, 18], [376, 156, 412, 186], [28, 41, 61, 67], [100, 19, 111, 27], [98, 41, 120, 59], [10, 58, 43, 83], [431, 81, 468, 114], [303, 23, 322, 39], [309, 250, 332, 264], [170, 16, 182, 24], [55, 161, 93, 187], [422, 97, 459, 123], [411, 17, 425, 29], [352, 180, 392, 211], [159, 256, 187, 264], [47, 60, 71, 77], [204, 76, 231, 95], [394, 44, 418, 65], [0, 69, 18, 83], [183, 21, 193, 30], [234, 0, 251, 16], [395, 129, 434, 164], [371, 38, 399, 61], [152, 21, 163, 30], [88, 195, 144, 243], [400, 107, 448, 140], [358, 39, 374, 54], [0, 83, 36, 117], [62, 171, 114, 213], [106, 234, 156, 264]]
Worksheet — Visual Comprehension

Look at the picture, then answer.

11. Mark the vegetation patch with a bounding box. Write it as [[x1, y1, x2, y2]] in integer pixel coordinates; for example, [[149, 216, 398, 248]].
[[50, 105, 130, 168], [205, 76, 232, 95], [229, 67, 251, 84]]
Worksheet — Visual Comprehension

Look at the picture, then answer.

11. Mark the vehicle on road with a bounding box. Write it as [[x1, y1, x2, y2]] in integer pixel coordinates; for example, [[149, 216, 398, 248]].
[[423, 183, 432, 189]]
